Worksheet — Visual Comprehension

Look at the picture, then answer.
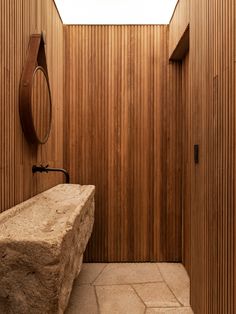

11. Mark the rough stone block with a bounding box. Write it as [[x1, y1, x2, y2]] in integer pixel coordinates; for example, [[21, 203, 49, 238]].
[[0, 184, 95, 314]]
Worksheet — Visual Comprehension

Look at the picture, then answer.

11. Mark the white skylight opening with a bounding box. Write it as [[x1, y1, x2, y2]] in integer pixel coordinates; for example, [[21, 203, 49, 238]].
[[54, 0, 178, 25]]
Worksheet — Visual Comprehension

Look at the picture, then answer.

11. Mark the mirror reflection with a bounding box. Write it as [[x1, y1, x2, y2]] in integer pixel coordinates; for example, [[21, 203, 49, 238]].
[[31, 67, 52, 143]]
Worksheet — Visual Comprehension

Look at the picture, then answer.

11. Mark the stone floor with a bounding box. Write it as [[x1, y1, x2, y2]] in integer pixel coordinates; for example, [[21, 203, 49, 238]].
[[66, 263, 194, 314]]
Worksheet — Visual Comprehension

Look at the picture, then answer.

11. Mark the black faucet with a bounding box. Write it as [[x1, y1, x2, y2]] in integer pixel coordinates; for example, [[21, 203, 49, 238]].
[[32, 165, 70, 183]]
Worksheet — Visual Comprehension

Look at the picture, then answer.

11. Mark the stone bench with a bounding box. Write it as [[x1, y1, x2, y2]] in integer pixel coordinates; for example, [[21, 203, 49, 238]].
[[0, 184, 95, 314]]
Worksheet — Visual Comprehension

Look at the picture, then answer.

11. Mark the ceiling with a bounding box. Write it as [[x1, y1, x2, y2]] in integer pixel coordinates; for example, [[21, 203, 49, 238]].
[[54, 0, 178, 25]]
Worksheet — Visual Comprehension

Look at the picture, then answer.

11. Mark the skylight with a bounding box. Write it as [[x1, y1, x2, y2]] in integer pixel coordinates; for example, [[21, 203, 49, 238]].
[[54, 0, 178, 25]]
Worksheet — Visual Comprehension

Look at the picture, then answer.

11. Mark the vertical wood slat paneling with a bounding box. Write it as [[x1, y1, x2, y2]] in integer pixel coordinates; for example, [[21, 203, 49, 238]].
[[0, 0, 64, 213], [64, 25, 183, 262], [170, 0, 236, 313]]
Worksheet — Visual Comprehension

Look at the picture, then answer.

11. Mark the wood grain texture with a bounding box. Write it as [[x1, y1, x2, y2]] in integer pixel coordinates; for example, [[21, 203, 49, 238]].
[[0, 0, 64, 213], [64, 25, 182, 262], [170, 0, 236, 313]]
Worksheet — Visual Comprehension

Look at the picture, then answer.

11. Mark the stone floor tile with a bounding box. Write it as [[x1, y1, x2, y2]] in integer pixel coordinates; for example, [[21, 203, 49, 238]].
[[133, 282, 180, 308], [94, 263, 163, 285], [96, 285, 145, 314], [158, 263, 190, 306], [66, 263, 193, 314], [146, 307, 193, 313], [65, 285, 98, 314], [75, 263, 107, 285]]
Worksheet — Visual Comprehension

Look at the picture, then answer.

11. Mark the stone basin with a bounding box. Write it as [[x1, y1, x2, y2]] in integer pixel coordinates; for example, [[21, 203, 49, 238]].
[[0, 184, 95, 314]]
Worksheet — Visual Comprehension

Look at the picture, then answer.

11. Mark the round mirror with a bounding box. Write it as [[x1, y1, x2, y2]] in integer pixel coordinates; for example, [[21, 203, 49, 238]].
[[19, 34, 52, 145], [31, 67, 52, 143], [19, 65, 52, 145]]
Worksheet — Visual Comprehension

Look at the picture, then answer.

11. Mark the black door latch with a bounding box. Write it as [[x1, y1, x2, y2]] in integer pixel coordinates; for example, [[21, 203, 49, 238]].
[[194, 144, 199, 164]]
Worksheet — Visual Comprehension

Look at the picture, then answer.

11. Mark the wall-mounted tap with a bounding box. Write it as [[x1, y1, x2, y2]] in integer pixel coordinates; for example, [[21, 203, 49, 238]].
[[32, 165, 70, 183]]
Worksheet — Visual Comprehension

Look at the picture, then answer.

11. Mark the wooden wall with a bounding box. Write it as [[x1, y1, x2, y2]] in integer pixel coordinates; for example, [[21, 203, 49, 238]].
[[64, 25, 182, 262], [0, 0, 64, 213], [170, 0, 236, 313]]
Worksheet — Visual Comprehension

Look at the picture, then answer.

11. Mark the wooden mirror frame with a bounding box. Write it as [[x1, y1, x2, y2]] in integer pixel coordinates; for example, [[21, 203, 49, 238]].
[[19, 34, 52, 144]]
